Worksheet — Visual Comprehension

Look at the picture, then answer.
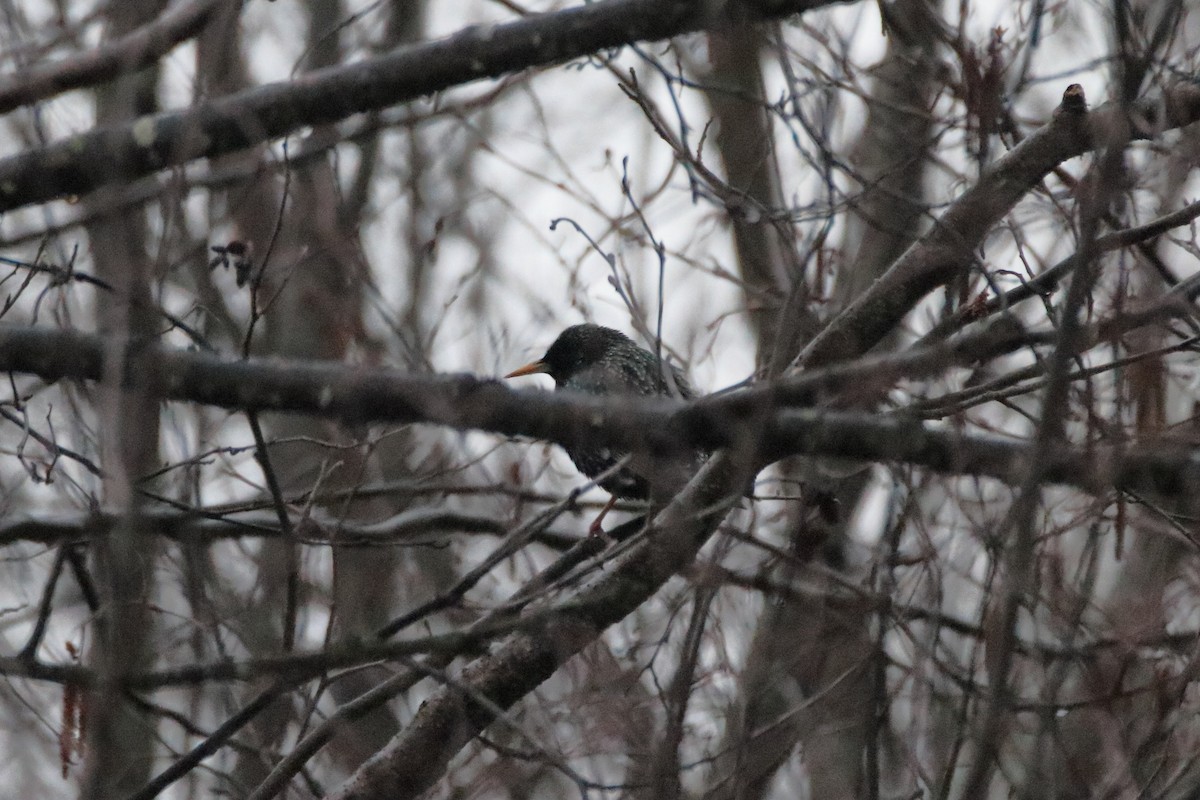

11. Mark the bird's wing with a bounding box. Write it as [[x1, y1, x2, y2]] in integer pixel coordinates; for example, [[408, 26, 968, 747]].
[[668, 363, 697, 400]]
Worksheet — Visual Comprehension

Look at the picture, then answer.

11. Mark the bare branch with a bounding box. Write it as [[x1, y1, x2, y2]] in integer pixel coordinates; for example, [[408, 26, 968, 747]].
[[1, 322, 1197, 500], [0, 0, 226, 115], [799, 83, 1200, 369], [0, 0, 853, 213]]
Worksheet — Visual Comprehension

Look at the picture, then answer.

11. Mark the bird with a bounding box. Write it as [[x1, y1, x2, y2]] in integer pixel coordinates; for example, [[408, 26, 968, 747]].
[[504, 323, 695, 534]]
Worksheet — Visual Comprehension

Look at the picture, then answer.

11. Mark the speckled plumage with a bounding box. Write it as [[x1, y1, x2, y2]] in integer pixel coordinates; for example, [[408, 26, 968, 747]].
[[511, 324, 694, 500]]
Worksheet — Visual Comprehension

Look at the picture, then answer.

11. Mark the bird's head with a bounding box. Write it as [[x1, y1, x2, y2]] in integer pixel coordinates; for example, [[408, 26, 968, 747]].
[[504, 324, 631, 386]]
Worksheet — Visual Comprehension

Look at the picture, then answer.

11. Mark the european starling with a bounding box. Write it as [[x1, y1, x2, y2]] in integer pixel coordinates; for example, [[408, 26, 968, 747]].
[[505, 323, 695, 533]]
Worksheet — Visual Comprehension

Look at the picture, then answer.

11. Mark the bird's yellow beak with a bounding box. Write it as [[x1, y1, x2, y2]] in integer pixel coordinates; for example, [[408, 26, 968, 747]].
[[504, 360, 549, 379]]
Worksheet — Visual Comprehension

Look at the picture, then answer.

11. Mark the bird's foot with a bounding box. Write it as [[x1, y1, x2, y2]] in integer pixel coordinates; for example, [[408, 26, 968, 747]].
[[588, 495, 619, 539]]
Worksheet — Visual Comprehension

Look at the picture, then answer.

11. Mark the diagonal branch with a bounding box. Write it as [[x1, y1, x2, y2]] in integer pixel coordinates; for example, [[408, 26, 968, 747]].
[[0, 0, 851, 214], [0, 0, 227, 116], [327, 452, 753, 800], [799, 83, 1200, 370]]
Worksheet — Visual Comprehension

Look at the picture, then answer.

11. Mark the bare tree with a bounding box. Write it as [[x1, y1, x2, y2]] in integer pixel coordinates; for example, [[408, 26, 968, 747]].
[[1, 1, 1200, 798]]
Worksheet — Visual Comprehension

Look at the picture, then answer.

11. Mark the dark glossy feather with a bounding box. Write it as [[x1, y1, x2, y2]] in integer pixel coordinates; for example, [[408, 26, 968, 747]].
[[529, 324, 694, 499]]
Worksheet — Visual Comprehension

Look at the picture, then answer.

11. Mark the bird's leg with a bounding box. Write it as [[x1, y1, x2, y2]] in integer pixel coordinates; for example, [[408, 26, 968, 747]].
[[588, 495, 619, 537]]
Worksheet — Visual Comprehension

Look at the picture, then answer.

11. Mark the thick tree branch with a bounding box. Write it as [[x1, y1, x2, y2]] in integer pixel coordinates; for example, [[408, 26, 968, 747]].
[[1, 322, 1196, 500], [0, 0, 226, 116], [0, 0, 849, 213], [327, 452, 753, 800], [0, 507, 520, 547], [799, 82, 1200, 370]]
